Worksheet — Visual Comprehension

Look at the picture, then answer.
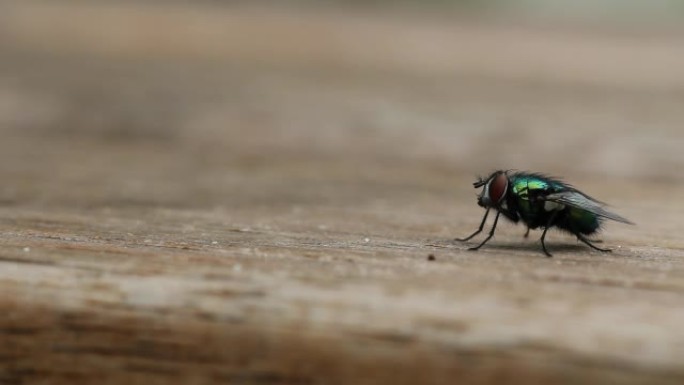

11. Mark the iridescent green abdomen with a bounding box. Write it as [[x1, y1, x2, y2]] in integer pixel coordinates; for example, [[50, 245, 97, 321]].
[[560, 206, 601, 234]]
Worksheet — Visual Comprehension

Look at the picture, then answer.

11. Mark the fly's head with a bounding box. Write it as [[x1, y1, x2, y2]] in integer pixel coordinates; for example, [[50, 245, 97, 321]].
[[474, 170, 509, 208]]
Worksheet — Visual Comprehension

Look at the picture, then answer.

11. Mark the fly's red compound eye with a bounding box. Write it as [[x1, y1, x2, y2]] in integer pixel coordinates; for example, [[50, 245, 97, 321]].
[[488, 172, 509, 204]]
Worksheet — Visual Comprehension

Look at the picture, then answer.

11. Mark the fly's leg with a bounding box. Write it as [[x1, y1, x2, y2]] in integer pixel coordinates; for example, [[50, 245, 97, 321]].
[[577, 233, 612, 253], [468, 211, 501, 251], [540, 227, 552, 257], [455, 209, 489, 242], [523, 227, 530, 238], [539, 211, 559, 257]]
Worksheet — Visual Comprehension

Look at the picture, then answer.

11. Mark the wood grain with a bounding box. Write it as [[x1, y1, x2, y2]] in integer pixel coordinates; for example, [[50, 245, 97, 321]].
[[1, 3, 684, 384]]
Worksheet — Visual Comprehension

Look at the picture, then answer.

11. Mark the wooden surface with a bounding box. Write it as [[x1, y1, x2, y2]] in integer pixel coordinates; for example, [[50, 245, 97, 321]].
[[1, 2, 684, 384]]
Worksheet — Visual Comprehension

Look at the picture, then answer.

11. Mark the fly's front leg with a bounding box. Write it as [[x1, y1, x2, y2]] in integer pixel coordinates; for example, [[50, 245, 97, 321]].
[[455, 209, 490, 242], [468, 211, 501, 251]]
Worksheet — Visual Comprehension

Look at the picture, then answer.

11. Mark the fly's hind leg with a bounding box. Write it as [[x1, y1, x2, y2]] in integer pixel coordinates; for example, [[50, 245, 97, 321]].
[[576, 233, 612, 253]]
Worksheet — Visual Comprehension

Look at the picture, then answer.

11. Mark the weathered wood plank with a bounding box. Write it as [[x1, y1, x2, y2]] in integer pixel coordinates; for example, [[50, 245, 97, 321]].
[[1, 3, 684, 384]]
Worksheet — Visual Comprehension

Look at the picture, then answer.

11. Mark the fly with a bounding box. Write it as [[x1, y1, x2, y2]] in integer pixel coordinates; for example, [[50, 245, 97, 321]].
[[456, 170, 633, 257]]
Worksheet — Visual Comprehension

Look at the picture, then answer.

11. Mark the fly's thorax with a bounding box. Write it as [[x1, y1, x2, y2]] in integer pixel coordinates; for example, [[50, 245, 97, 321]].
[[477, 171, 509, 207]]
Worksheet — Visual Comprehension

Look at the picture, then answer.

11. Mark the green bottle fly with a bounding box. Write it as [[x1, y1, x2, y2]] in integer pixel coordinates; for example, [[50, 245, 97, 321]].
[[456, 170, 633, 257]]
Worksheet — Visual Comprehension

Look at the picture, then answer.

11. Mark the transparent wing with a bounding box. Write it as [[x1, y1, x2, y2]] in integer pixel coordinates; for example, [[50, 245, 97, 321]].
[[544, 190, 634, 225]]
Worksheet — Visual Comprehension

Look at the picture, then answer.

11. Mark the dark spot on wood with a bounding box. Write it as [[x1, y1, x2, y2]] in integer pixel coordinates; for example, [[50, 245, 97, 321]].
[[427, 254, 436, 261]]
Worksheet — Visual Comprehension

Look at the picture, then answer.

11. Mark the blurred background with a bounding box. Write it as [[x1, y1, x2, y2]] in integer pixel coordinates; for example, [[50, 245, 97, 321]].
[[2, 2, 684, 383], [0, 0, 683, 212]]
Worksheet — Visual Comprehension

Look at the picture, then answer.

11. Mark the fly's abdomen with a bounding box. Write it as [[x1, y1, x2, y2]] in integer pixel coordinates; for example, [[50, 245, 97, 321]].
[[560, 207, 601, 234]]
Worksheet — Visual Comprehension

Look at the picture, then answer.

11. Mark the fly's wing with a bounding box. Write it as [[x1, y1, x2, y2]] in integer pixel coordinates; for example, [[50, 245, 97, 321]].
[[544, 190, 634, 225]]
